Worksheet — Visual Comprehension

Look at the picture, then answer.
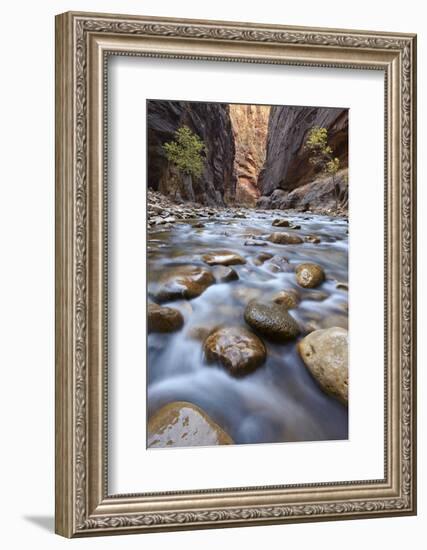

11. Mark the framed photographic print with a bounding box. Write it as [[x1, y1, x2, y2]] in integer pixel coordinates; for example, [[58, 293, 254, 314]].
[[55, 11, 417, 537]]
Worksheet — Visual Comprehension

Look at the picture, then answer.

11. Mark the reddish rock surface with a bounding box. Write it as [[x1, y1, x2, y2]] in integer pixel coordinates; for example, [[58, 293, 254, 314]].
[[229, 104, 270, 207]]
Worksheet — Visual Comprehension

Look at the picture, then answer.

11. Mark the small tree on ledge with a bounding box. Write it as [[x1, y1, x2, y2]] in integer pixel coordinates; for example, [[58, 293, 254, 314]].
[[162, 126, 206, 201], [305, 126, 341, 209]]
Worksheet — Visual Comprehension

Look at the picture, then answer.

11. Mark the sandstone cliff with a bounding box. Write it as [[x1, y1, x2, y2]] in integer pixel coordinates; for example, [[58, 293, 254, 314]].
[[257, 106, 348, 211], [147, 100, 237, 206], [229, 104, 270, 206]]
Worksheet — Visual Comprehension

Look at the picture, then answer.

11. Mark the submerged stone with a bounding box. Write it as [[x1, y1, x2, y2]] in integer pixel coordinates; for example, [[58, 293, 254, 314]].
[[212, 265, 239, 283], [150, 265, 215, 302], [272, 289, 300, 309]]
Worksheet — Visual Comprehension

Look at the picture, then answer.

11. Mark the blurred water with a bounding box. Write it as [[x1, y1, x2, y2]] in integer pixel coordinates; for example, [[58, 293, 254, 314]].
[[147, 212, 348, 444]]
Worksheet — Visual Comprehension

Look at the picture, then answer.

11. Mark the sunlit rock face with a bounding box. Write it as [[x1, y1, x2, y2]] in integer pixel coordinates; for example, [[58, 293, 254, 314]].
[[229, 104, 270, 207], [147, 100, 237, 206]]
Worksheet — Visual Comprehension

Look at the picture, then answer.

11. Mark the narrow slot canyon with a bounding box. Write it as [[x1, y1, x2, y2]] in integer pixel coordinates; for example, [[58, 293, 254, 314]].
[[147, 100, 348, 214], [146, 98, 349, 449], [229, 104, 270, 207]]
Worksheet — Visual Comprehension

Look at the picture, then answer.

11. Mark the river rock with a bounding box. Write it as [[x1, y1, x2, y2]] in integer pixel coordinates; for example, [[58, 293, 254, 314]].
[[265, 255, 294, 273], [253, 252, 273, 265], [297, 327, 348, 405], [296, 263, 325, 288], [268, 232, 304, 245], [148, 303, 184, 333], [272, 289, 300, 309], [151, 265, 215, 302], [336, 282, 349, 291], [272, 218, 290, 227], [204, 326, 266, 376], [212, 265, 239, 283], [148, 401, 233, 448], [305, 235, 321, 244], [303, 290, 329, 301], [202, 250, 246, 266], [244, 300, 301, 342]]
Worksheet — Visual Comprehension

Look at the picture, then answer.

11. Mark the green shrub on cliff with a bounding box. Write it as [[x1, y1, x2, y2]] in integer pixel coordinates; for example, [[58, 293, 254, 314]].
[[305, 126, 341, 208], [163, 126, 206, 178]]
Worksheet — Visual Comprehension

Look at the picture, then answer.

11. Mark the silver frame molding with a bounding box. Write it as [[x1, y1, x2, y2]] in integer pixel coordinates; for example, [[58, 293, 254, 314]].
[[55, 11, 417, 538]]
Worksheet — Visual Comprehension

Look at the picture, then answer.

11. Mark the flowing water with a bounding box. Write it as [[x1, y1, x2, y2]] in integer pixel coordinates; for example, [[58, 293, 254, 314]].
[[147, 211, 348, 445]]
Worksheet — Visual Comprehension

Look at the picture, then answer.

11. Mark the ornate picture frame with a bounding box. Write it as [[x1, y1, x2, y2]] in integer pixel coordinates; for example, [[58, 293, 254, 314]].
[[55, 11, 417, 537]]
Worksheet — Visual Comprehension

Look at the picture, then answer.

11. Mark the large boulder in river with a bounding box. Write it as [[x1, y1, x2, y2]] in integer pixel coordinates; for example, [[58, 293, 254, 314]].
[[204, 326, 266, 376], [202, 250, 246, 266], [150, 265, 215, 302], [244, 300, 301, 342], [295, 262, 325, 288], [268, 232, 303, 245], [298, 327, 348, 405], [148, 401, 233, 448], [148, 303, 184, 333]]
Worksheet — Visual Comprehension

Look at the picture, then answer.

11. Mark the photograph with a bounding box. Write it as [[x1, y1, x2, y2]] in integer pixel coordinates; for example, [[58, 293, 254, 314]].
[[52, 8, 416, 539], [146, 99, 349, 448]]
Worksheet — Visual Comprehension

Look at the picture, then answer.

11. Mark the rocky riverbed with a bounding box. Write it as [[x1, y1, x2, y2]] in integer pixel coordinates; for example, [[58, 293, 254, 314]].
[[147, 190, 349, 448]]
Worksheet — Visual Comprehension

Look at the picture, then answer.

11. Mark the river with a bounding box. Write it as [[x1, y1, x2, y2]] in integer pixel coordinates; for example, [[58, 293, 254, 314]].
[[147, 209, 348, 445]]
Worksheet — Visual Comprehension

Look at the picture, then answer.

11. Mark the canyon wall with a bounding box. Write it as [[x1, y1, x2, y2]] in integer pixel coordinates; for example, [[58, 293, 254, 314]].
[[147, 100, 237, 206], [257, 106, 348, 211], [229, 104, 270, 206]]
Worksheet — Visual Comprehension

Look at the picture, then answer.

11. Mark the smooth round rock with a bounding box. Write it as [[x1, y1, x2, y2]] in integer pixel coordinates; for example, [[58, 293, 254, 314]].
[[295, 262, 325, 288], [212, 265, 239, 283], [148, 303, 184, 333], [148, 401, 233, 448], [202, 250, 246, 266], [204, 326, 266, 376], [268, 232, 303, 245], [298, 327, 348, 405], [272, 219, 290, 227], [150, 265, 215, 302], [244, 300, 301, 342], [272, 289, 300, 309], [252, 252, 273, 266]]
